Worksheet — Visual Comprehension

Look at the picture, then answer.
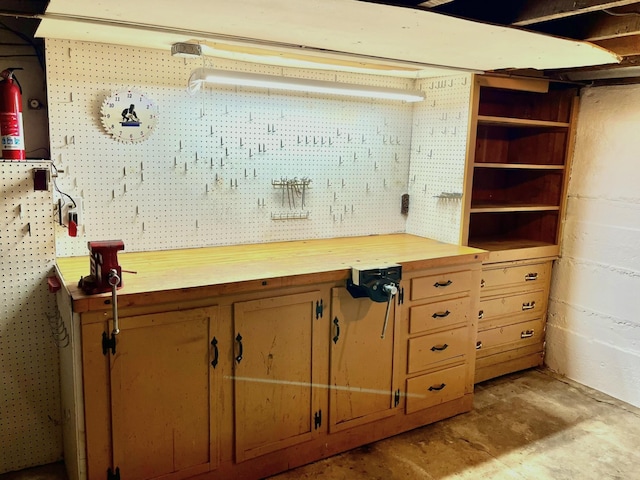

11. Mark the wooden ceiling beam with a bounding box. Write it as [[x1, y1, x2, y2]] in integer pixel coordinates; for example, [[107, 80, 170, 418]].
[[512, 0, 640, 26], [583, 12, 640, 40], [594, 34, 640, 54]]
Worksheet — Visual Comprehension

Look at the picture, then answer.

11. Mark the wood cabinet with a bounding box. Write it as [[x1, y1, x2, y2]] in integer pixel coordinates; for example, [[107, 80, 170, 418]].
[[55, 235, 486, 480], [328, 287, 399, 432], [401, 266, 479, 416], [233, 292, 324, 462], [475, 259, 552, 383], [109, 308, 217, 480], [463, 75, 576, 382]]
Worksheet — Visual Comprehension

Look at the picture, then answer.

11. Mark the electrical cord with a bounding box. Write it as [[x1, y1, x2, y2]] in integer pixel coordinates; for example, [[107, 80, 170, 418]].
[[603, 8, 640, 17]]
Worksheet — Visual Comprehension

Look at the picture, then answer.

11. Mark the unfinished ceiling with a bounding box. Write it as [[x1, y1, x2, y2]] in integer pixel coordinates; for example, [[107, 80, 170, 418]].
[[4, 0, 640, 82]]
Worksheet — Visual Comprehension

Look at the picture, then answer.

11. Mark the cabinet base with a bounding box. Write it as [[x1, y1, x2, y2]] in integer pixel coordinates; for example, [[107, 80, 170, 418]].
[[475, 350, 544, 384], [202, 394, 473, 480]]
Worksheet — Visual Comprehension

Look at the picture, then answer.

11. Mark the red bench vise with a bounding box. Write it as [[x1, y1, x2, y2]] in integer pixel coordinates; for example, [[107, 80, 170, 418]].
[[78, 240, 125, 294]]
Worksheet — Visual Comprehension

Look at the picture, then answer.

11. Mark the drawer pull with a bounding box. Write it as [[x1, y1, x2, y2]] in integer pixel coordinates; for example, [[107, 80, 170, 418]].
[[433, 280, 452, 288], [432, 310, 451, 319], [521, 329, 535, 339], [525, 273, 538, 281], [478, 310, 484, 320], [480, 279, 485, 288], [522, 301, 536, 311], [430, 343, 449, 352], [235, 333, 244, 364], [428, 383, 446, 392], [211, 337, 219, 369], [476, 341, 482, 350]]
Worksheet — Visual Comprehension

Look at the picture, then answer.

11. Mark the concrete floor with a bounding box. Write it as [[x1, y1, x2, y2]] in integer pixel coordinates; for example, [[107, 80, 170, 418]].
[[3, 368, 639, 480]]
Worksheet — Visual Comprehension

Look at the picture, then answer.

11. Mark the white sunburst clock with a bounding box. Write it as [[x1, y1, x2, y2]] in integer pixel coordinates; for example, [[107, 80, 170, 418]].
[[100, 90, 158, 143]]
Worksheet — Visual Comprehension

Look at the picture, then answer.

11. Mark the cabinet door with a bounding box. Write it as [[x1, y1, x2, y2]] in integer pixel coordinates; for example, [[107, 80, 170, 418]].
[[109, 307, 217, 480], [233, 291, 323, 462], [329, 287, 397, 432]]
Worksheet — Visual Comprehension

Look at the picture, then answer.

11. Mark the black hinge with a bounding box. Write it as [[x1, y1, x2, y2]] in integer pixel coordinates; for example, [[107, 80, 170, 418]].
[[316, 299, 324, 319], [314, 410, 322, 429], [394, 389, 401, 407], [397, 287, 404, 305], [102, 332, 116, 355], [107, 467, 120, 480]]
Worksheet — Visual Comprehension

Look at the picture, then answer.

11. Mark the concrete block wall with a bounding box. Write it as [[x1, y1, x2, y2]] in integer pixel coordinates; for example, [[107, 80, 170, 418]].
[[546, 85, 640, 408]]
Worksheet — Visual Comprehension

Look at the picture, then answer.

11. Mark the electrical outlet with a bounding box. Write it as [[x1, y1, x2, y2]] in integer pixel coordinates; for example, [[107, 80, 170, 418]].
[[54, 192, 83, 228]]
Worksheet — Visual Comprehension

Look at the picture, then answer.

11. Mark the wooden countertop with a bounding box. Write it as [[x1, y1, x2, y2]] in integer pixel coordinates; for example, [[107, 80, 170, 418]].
[[56, 234, 487, 313]]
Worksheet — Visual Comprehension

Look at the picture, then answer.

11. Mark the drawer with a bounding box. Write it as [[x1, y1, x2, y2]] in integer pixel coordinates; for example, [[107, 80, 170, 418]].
[[476, 318, 544, 355], [407, 327, 469, 374], [411, 270, 472, 302], [478, 290, 547, 325], [480, 262, 551, 293], [406, 364, 467, 414], [409, 297, 470, 334]]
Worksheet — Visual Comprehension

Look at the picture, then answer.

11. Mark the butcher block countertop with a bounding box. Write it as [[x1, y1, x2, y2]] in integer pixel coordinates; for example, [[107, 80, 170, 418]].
[[56, 234, 487, 313]]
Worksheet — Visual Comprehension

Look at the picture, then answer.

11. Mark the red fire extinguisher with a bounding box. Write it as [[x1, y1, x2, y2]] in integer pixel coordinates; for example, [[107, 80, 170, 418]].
[[0, 68, 26, 160]]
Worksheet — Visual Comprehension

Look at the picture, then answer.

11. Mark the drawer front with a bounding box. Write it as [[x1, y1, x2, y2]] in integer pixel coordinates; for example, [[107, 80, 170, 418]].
[[406, 364, 467, 414], [478, 290, 547, 324], [481, 262, 551, 293], [411, 270, 472, 301], [476, 318, 544, 354], [407, 327, 469, 374], [409, 297, 470, 335]]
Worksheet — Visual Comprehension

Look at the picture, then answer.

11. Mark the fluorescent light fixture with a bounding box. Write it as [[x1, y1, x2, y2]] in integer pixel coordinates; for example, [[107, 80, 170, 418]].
[[187, 68, 424, 102]]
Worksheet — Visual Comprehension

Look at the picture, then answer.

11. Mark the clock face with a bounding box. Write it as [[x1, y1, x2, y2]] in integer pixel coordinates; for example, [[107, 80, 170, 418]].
[[100, 90, 158, 143]]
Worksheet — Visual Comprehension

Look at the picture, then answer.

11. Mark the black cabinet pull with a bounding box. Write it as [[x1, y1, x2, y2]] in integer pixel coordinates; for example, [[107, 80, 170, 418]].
[[433, 280, 452, 288], [211, 337, 219, 368], [332, 317, 340, 344], [428, 383, 446, 392], [235, 333, 243, 364], [430, 343, 449, 352], [525, 273, 538, 281], [432, 310, 451, 319]]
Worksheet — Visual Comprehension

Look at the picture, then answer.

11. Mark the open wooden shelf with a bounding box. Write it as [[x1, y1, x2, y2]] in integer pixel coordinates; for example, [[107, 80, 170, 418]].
[[474, 163, 565, 170], [470, 204, 560, 213], [477, 115, 570, 128]]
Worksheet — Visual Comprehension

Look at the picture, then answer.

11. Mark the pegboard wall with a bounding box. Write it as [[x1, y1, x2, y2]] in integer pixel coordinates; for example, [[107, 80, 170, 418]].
[[0, 162, 62, 472], [45, 39, 442, 256], [406, 75, 472, 244]]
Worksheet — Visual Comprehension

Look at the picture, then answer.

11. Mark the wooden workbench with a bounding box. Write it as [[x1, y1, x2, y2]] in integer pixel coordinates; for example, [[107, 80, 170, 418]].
[[56, 233, 486, 312]]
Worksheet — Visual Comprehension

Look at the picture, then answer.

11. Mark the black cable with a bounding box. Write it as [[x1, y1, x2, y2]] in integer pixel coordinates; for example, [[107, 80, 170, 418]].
[[51, 163, 77, 209], [0, 21, 44, 70]]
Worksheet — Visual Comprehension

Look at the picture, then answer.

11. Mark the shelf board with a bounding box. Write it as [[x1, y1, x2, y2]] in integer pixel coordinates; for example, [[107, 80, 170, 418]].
[[474, 162, 565, 170], [469, 238, 556, 251], [477, 115, 570, 128], [467, 238, 560, 261], [470, 203, 560, 213]]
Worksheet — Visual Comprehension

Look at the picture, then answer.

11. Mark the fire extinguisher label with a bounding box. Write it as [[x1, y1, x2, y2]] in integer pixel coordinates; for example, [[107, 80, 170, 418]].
[[0, 112, 24, 150]]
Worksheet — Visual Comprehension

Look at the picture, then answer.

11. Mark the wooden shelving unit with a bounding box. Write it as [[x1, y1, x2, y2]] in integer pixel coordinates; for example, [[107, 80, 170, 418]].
[[463, 75, 578, 383], [464, 77, 578, 260]]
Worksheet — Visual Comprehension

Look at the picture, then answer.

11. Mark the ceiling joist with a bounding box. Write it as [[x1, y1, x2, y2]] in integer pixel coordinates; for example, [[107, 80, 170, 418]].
[[512, 0, 640, 26], [584, 11, 640, 40]]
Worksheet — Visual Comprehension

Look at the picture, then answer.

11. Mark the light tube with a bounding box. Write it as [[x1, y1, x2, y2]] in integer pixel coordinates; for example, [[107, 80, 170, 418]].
[[188, 68, 424, 102]]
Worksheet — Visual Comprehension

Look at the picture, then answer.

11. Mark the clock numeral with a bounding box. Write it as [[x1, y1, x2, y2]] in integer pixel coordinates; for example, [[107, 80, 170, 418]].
[[108, 103, 115, 108], [127, 93, 132, 98]]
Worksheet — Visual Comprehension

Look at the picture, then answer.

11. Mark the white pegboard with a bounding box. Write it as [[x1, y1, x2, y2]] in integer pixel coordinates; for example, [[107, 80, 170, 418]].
[[44, 40, 417, 256], [406, 74, 472, 244], [0, 161, 62, 472]]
